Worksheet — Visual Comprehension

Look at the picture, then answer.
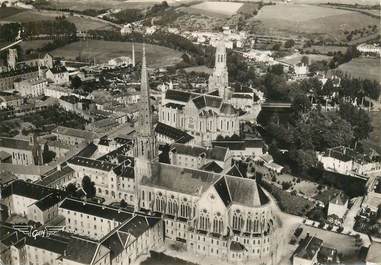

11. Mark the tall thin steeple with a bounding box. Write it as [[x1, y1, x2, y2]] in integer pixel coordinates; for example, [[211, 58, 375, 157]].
[[134, 44, 156, 211], [132, 43, 136, 67], [208, 38, 229, 100], [136, 44, 154, 139]]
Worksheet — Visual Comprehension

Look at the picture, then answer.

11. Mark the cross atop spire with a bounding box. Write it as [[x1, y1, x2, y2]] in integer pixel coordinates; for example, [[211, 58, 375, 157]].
[[137, 43, 153, 138]]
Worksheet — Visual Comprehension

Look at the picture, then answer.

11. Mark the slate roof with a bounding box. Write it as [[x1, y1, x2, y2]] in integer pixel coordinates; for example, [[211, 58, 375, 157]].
[[225, 176, 269, 207], [171, 143, 227, 162], [206, 146, 228, 161], [101, 232, 124, 260], [192, 95, 223, 110], [230, 241, 246, 251], [144, 163, 220, 196], [155, 122, 193, 144], [165, 89, 197, 103], [34, 193, 63, 210], [54, 126, 97, 140], [0, 180, 60, 201], [38, 166, 74, 186], [0, 151, 11, 160], [220, 103, 237, 115], [144, 163, 270, 207], [68, 156, 116, 171], [0, 137, 32, 151], [212, 140, 245, 151], [59, 198, 133, 222], [119, 215, 160, 238], [26, 235, 68, 254], [171, 143, 206, 157], [226, 164, 244, 178], [294, 236, 323, 260], [64, 237, 101, 264], [214, 177, 231, 207], [165, 102, 184, 110], [49, 66, 67, 74], [113, 164, 134, 179], [330, 192, 348, 205], [200, 161, 223, 173]]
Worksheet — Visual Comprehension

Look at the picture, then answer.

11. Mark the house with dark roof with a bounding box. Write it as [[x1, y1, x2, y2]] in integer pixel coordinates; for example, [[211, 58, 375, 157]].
[[318, 146, 381, 177], [0, 222, 114, 265], [293, 235, 323, 265], [327, 192, 348, 221], [155, 122, 194, 145], [1, 179, 64, 224], [46, 66, 69, 84], [67, 154, 137, 204], [169, 143, 232, 172], [0, 136, 41, 166], [59, 197, 133, 239], [53, 126, 98, 146], [212, 138, 267, 160]]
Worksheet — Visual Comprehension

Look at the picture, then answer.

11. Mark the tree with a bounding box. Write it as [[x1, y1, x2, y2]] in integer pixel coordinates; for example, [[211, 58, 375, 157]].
[[66, 183, 77, 196], [42, 143, 56, 164], [284, 39, 295, 49], [291, 94, 312, 120], [159, 144, 171, 164], [269, 64, 284, 75], [300, 56, 309, 66], [71, 76, 82, 89], [120, 199, 127, 208], [82, 176, 96, 198], [338, 102, 372, 140], [272, 43, 281, 51], [290, 149, 318, 174]]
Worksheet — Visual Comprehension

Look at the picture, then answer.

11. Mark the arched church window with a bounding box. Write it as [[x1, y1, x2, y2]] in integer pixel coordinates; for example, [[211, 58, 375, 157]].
[[232, 209, 243, 230], [212, 212, 223, 234], [199, 210, 209, 231]]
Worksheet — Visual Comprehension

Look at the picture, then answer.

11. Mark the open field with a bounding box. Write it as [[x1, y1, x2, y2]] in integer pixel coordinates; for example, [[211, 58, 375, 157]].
[[20, 40, 52, 51], [338, 57, 381, 82], [253, 4, 379, 42], [292, 0, 379, 4], [183, 65, 213, 74], [1, 10, 114, 31], [182, 1, 243, 17], [303, 45, 348, 54], [278, 53, 332, 65], [2, 9, 59, 22], [37, 0, 179, 11], [65, 15, 114, 31], [0, 7, 24, 19], [50, 40, 183, 67]]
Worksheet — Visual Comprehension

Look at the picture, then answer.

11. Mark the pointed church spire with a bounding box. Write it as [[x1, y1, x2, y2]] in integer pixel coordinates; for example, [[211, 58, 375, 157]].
[[132, 43, 135, 67], [137, 43, 153, 138]]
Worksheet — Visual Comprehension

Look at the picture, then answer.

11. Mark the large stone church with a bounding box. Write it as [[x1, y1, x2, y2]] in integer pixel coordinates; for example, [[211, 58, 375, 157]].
[[158, 38, 262, 146], [133, 45, 282, 264]]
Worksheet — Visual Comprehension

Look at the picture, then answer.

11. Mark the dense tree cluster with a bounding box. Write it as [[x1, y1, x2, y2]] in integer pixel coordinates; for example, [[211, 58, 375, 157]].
[[0, 23, 21, 41], [328, 46, 361, 68], [82, 176, 96, 198], [22, 106, 87, 130], [22, 18, 77, 38], [37, 38, 77, 53]]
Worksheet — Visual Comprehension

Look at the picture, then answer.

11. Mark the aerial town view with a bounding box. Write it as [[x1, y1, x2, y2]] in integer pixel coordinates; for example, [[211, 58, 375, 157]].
[[0, 0, 380, 264]]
